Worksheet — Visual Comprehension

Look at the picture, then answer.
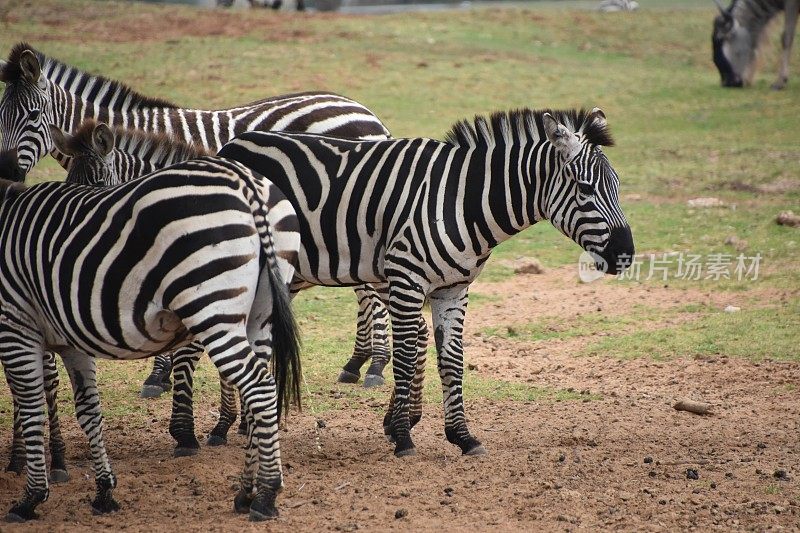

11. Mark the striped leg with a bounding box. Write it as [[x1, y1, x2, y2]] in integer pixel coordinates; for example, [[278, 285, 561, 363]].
[[337, 287, 376, 384], [168, 343, 205, 456], [201, 327, 284, 521], [384, 275, 426, 457], [60, 350, 119, 514], [429, 286, 485, 455], [207, 379, 239, 446], [5, 351, 68, 482], [383, 317, 428, 438], [3, 327, 49, 522], [363, 285, 391, 388], [140, 352, 173, 398], [43, 351, 68, 483]]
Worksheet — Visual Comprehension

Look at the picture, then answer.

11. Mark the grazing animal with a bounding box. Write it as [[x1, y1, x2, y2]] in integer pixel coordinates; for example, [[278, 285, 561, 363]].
[[217, 108, 635, 456], [0, 156, 301, 522], [44, 119, 427, 453], [712, 0, 799, 89], [0, 42, 393, 393]]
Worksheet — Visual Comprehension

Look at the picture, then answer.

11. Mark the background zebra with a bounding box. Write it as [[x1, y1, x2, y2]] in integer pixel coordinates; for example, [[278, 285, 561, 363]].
[[0, 42, 393, 392], [217, 107, 635, 456], [712, 0, 799, 89], [0, 156, 301, 522]]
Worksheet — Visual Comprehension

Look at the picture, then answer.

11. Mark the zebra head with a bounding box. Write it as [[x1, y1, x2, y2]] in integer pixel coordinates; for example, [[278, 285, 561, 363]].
[[0, 47, 53, 181], [542, 109, 634, 275], [49, 121, 115, 186], [712, 0, 752, 87]]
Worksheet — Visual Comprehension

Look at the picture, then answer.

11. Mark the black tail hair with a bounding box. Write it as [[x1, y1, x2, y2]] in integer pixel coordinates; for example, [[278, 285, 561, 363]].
[[266, 259, 302, 421]]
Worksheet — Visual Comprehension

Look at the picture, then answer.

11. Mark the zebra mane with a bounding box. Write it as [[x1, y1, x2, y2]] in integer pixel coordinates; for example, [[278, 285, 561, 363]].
[[444, 108, 614, 149], [68, 119, 209, 162], [1, 42, 178, 109]]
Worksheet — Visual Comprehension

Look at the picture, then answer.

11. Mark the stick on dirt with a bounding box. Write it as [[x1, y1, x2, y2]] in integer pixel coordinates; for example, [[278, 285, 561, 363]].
[[673, 399, 713, 415]]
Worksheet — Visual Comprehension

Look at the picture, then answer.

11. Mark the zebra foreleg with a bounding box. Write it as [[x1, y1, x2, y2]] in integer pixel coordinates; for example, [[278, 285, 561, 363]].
[[207, 378, 239, 446], [140, 352, 173, 398], [43, 351, 69, 483], [337, 286, 376, 384], [429, 286, 485, 456], [5, 396, 26, 475], [169, 343, 204, 456], [383, 276, 426, 456], [60, 350, 119, 515], [363, 284, 391, 388]]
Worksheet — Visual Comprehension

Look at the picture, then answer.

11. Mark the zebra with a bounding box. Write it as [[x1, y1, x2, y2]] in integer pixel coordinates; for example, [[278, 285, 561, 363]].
[[0, 156, 302, 522], [216, 0, 305, 10], [712, 0, 799, 89], [0, 41, 393, 392], [45, 118, 425, 454], [215, 107, 635, 456]]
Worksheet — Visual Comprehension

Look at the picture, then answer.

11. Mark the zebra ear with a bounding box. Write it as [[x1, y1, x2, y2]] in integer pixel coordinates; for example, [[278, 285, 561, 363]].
[[92, 123, 115, 156], [587, 107, 607, 129], [543, 113, 581, 161], [48, 124, 74, 157], [19, 50, 43, 88]]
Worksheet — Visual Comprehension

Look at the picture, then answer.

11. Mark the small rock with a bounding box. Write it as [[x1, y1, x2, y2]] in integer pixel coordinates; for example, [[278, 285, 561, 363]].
[[757, 442, 767, 449], [776, 211, 800, 228], [444, 487, 454, 496], [619, 491, 633, 501], [687, 197, 725, 208], [394, 508, 408, 519], [467, 363, 477, 371], [686, 468, 700, 480], [659, 499, 667, 505], [724, 305, 741, 313], [558, 453, 566, 463], [710, 482, 717, 489], [648, 471, 657, 478], [644, 456, 653, 464], [400, 490, 410, 497], [510, 257, 545, 275], [316, 419, 327, 429], [774, 470, 790, 481]]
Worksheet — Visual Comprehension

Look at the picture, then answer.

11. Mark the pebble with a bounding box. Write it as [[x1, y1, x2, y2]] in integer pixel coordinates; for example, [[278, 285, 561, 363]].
[[724, 305, 741, 313], [394, 508, 408, 519], [686, 468, 700, 480], [619, 491, 633, 501], [774, 470, 790, 481], [644, 456, 653, 464]]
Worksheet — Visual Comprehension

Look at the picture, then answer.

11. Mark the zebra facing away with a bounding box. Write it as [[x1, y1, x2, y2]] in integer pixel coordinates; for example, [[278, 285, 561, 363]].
[[0, 156, 302, 522], [45, 119, 429, 455], [0, 42, 393, 391], [712, 0, 799, 89], [217, 107, 635, 456]]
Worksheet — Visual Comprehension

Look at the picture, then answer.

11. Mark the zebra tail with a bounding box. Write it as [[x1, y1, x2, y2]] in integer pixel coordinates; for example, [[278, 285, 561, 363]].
[[266, 258, 302, 421]]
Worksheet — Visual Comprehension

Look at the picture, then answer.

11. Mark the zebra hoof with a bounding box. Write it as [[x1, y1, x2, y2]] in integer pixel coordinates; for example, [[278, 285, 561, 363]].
[[237, 422, 248, 436], [394, 446, 417, 457], [337, 370, 360, 384], [4, 459, 24, 475], [464, 444, 487, 456], [139, 384, 165, 399], [174, 446, 200, 457], [49, 469, 70, 484], [5, 511, 35, 523], [362, 375, 385, 388], [206, 434, 227, 447], [91, 497, 120, 515], [233, 490, 253, 514], [249, 488, 278, 521]]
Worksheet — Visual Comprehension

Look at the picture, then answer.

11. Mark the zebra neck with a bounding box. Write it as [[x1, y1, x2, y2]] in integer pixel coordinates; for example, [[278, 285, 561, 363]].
[[458, 142, 546, 253], [734, 0, 784, 44]]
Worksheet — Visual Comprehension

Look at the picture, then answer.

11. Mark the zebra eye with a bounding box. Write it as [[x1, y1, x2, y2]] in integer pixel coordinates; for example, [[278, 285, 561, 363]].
[[578, 182, 594, 197], [28, 109, 41, 122]]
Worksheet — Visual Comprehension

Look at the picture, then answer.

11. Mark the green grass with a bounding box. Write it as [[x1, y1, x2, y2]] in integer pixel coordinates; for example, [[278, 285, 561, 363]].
[[587, 301, 799, 361], [0, 0, 798, 422]]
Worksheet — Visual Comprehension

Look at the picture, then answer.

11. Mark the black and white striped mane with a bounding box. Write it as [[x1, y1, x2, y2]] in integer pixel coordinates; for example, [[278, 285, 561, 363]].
[[1, 42, 178, 109], [69, 119, 208, 161], [444, 109, 614, 149]]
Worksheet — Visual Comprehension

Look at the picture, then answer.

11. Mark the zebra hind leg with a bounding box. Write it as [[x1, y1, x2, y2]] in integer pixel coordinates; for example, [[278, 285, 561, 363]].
[[60, 350, 120, 514], [169, 344, 204, 456], [44, 352, 69, 483], [140, 352, 173, 398]]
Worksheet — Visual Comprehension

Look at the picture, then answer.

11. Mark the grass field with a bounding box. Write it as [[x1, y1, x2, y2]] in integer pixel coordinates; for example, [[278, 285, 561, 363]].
[[0, 0, 798, 434]]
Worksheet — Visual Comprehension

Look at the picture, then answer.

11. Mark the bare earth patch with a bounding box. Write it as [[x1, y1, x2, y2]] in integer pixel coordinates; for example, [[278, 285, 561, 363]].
[[1, 267, 798, 530]]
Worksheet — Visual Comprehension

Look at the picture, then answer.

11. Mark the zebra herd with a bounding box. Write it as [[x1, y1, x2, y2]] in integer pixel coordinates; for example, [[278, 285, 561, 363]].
[[0, 42, 634, 522]]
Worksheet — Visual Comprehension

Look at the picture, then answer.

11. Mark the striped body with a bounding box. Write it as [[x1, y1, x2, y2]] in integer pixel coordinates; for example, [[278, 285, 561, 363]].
[[217, 108, 635, 455], [0, 156, 301, 521]]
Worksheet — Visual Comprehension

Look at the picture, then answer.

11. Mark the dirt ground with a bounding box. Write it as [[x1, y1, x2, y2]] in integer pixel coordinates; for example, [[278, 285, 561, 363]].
[[1, 268, 798, 531]]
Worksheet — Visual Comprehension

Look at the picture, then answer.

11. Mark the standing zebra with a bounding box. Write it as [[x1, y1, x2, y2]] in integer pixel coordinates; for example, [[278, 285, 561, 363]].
[[0, 156, 301, 522], [217, 108, 635, 456], [45, 118, 428, 454], [712, 0, 799, 89], [0, 42, 393, 392]]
